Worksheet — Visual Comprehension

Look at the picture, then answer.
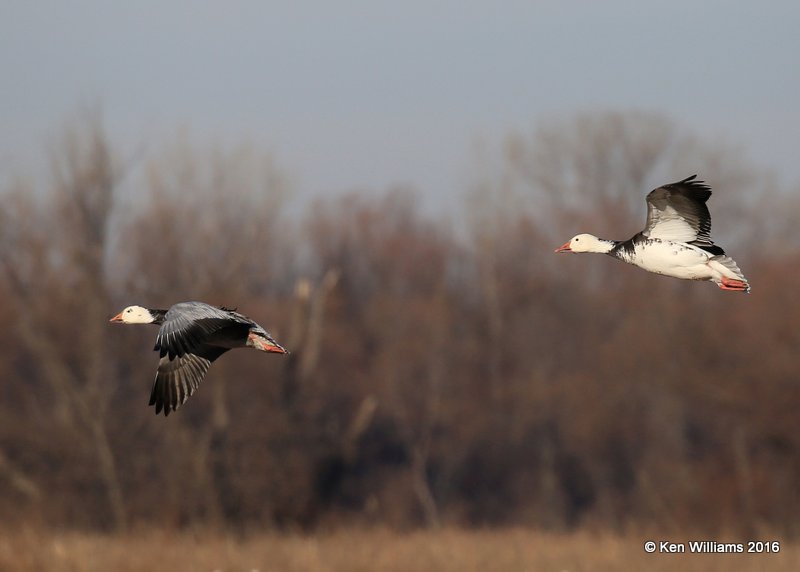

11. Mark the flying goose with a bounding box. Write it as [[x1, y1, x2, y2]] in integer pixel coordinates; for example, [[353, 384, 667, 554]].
[[555, 175, 750, 292], [110, 301, 288, 416]]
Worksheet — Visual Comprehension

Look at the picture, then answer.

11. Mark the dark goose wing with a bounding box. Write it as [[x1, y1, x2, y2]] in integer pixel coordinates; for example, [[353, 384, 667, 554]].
[[154, 302, 254, 360], [643, 175, 714, 247], [149, 346, 228, 416], [150, 302, 255, 415]]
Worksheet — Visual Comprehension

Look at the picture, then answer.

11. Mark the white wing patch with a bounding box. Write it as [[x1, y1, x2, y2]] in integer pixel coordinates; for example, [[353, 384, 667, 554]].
[[646, 205, 699, 242]]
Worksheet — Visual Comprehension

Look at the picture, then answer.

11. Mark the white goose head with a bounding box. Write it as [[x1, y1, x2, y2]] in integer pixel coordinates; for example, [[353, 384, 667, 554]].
[[555, 233, 615, 254], [109, 305, 156, 324]]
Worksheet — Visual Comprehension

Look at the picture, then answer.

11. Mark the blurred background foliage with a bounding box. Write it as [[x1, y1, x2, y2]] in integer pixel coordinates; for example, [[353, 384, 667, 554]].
[[0, 110, 797, 537]]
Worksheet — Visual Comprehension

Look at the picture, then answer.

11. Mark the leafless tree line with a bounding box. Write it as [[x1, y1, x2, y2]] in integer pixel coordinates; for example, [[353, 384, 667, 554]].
[[0, 111, 797, 536]]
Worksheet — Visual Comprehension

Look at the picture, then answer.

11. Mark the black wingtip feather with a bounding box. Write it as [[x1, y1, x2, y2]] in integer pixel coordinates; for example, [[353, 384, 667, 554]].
[[660, 174, 712, 201], [149, 377, 168, 416], [677, 174, 710, 190], [149, 382, 157, 406]]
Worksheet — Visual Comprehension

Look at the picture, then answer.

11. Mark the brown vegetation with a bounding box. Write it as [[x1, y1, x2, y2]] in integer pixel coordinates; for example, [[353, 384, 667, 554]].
[[0, 111, 798, 539], [2, 528, 797, 572]]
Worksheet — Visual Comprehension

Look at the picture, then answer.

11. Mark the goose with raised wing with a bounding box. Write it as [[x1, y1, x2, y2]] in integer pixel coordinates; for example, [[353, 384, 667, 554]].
[[555, 175, 750, 292], [110, 301, 288, 416]]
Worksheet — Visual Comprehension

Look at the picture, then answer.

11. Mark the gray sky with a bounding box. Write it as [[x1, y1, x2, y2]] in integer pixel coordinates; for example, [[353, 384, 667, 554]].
[[2, 1, 798, 208]]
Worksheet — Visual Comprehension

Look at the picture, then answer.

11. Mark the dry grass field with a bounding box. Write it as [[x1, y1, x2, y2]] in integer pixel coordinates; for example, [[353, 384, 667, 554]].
[[1, 528, 796, 572]]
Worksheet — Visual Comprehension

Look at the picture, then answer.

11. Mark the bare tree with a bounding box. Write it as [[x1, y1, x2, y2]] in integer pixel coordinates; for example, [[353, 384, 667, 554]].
[[0, 115, 126, 530]]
